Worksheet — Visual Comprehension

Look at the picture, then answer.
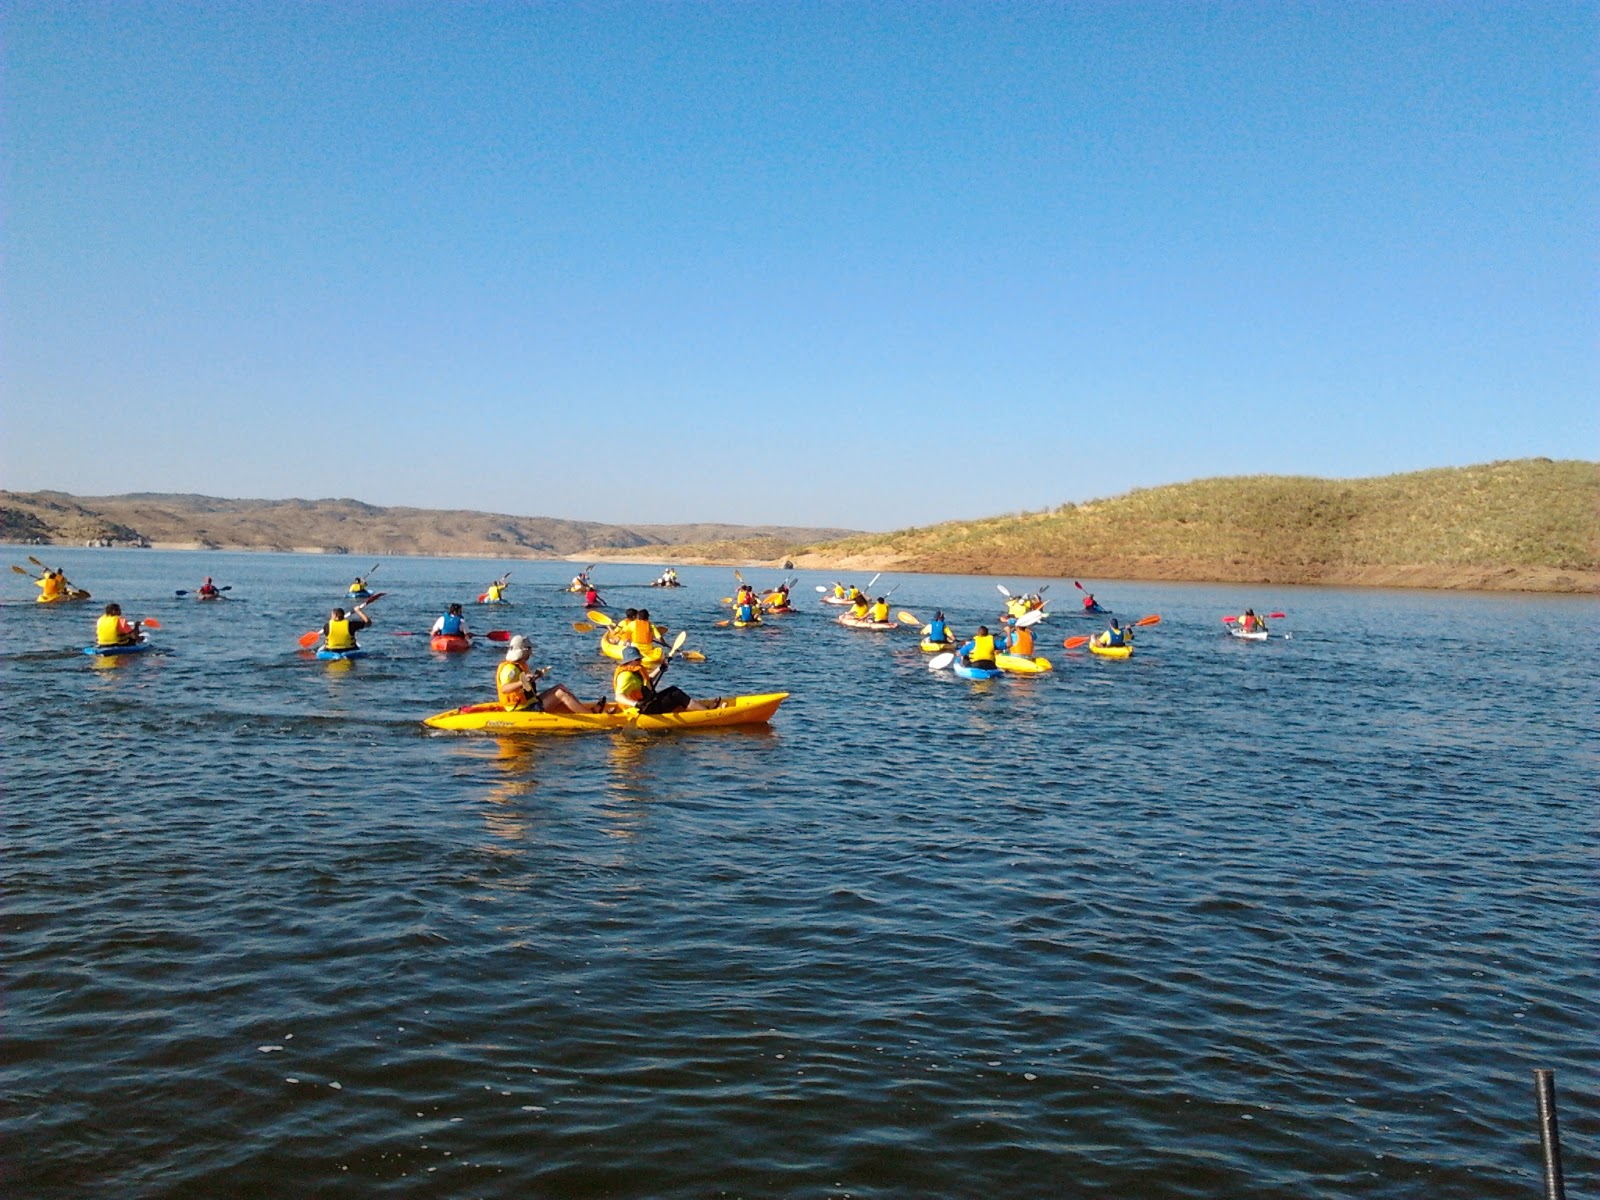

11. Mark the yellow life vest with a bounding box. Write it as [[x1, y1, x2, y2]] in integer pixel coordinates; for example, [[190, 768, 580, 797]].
[[497, 660, 531, 710], [833, 585, 847, 598], [869, 602, 889, 622], [850, 601, 869, 619], [325, 618, 357, 651], [486, 584, 503, 601], [613, 664, 647, 707], [348, 581, 365, 595], [968, 633, 997, 661], [96, 613, 128, 646]]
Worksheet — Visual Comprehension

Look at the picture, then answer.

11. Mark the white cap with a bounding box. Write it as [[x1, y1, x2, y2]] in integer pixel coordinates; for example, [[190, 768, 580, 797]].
[[509, 635, 530, 649], [505, 646, 530, 662]]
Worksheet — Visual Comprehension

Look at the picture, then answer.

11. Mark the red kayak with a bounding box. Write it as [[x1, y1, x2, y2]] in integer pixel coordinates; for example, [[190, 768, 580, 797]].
[[430, 633, 472, 653]]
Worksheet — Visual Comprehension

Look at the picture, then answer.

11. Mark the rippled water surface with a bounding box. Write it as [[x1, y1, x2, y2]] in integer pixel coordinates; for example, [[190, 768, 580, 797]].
[[3, 549, 1595, 1198]]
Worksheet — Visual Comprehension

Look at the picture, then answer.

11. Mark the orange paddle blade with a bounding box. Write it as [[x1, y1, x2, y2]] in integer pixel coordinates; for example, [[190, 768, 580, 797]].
[[298, 629, 321, 648], [1062, 635, 1091, 649], [1134, 614, 1161, 627]]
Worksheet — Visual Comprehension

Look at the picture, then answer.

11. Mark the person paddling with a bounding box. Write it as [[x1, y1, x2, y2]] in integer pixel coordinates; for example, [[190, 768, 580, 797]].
[[925, 611, 954, 647], [431, 602, 471, 639], [583, 583, 604, 609], [496, 636, 596, 714], [1004, 616, 1035, 657], [197, 576, 220, 599], [1082, 591, 1102, 613], [609, 645, 712, 715], [320, 603, 372, 654], [95, 603, 141, 647], [1237, 608, 1268, 634], [1094, 618, 1128, 648], [959, 625, 999, 671], [483, 577, 509, 603]]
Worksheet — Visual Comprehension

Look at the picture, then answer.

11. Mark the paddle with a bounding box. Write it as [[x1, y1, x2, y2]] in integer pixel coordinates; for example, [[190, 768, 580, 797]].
[[12, 564, 38, 577], [587, 610, 613, 626], [865, 573, 881, 590], [928, 651, 956, 671], [175, 586, 231, 596], [297, 596, 383, 647], [997, 584, 1011, 597], [814, 585, 829, 593], [573, 621, 595, 633], [641, 630, 691, 699], [394, 629, 511, 641], [1015, 610, 1047, 628], [1223, 612, 1286, 622], [896, 610, 921, 625]]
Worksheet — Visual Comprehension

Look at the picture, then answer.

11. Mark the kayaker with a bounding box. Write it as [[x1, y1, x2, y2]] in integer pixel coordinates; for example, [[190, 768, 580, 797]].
[[733, 598, 760, 625], [483, 577, 508, 603], [1005, 617, 1035, 657], [959, 626, 999, 670], [868, 596, 890, 624], [198, 576, 220, 599], [1095, 619, 1127, 648], [37, 569, 66, 602], [610, 645, 709, 715], [321, 604, 372, 654], [95, 603, 140, 647], [497, 637, 596, 713], [583, 584, 603, 608], [925, 611, 954, 646], [763, 584, 790, 609], [832, 582, 849, 601], [629, 608, 658, 649], [430, 603, 471, 639], [348, 575, 370, 597], [1082, 592, 1101, 612], [1238, 608, 1268, 633], [848, 594, 871, 620]]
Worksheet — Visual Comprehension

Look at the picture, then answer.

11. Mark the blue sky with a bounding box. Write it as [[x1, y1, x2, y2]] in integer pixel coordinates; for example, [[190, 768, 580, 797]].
[[4, 2, 1595, 530]]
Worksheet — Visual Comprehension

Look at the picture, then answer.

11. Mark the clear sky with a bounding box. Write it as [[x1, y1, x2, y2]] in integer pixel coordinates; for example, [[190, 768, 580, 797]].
[[4, 2, 1595, 531]]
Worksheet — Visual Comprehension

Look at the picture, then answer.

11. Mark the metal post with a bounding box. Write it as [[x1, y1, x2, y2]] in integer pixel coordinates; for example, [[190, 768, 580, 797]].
[[1534, 1068, 1565, 1200]]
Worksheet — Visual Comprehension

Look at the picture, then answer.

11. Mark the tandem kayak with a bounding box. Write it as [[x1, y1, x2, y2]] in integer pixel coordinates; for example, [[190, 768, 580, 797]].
[[599, 635, 665, 666], [1229, 627, 1269, 641], [1088, 641, 1133, 659], [423, 692, 790, 734], [838, 615, 899, 631], [316, 647, 369, 661], [820, 595, 854, 606], [430, 633, 472, 653], [40, 590, 92, 604], [995, 652, 1053, 674], [82, 639, 150, 657]]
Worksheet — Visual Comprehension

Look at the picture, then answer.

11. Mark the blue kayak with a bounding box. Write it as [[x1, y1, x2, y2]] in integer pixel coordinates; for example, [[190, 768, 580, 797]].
[[316, 647, 369, 661], [952, 660, 1004, 680], [83, 641, 152, 657]]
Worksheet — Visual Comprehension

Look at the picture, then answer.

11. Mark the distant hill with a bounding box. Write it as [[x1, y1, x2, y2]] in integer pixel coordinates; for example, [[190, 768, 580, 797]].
[[0, 491, 856, 559], [595, 460, 1600, 594]]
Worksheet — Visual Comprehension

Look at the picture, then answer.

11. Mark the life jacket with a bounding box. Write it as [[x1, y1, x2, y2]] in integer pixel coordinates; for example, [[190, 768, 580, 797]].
[[927, 620, 949, 643], [763, 592, 785, 607], [613, 663, 647, 707], [584, 589, 599, 605], [348, 581, 365, 595], [96, 613, 130, 646], [325, 618, 358, 651], [485, 584, 503, 601], [629, 618, 655, 647], [1241, 614, 1261, 631], [497, 660, 531, 710], [869, 601, 889, 623], [1010, 627, 1034, 655], [967, 634, 997, 662], [850, 600, 869, 619], [736, 603, 756, 623], [439, 613, 464, 636], [833, 584, 847, 598], [38, 575, 63, 600], [1101, 627, 1125, 646], [1083, 596, 1097, 610]]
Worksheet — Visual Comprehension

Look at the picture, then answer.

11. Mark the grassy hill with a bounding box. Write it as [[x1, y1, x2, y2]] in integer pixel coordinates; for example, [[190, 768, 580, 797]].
[[628, 460, 1600, 593], [0, 491, 855, 559]]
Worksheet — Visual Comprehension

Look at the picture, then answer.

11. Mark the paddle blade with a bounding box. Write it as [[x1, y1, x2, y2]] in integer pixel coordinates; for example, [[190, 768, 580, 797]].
[[1016, 610, 1046, 628], [1074, 580, 1084, 590], [298, 630, 321, 648], [140, 618, 162, 629], [928, 652, 955, 671], [896, 611, 919, 625], [720, 597, 734, 604], [814, 585, 828, 593], [174, 589, 188, 596], [713, 620, 731, 628], [12, 564, 33, 575], [572, 622, 594, 632], [1222, 616, 1237, 623], [681, 650, 706, 662], [670, 629, 689, 654], [1062, 635, 1091, 649], [996, 584, 1011, 596], [483, 630, 511, 642], [587, 610, 612, 625], [1269, 612, 1286, 619], [1134, 614, 1162, 627]]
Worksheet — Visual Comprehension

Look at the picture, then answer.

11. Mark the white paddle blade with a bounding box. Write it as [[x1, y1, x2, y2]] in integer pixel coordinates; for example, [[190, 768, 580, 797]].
[[814, 585, 829, 592], [996, 584, 1011, 596], [928, 652, 956, 671], [1016, 610, 1045, 628]]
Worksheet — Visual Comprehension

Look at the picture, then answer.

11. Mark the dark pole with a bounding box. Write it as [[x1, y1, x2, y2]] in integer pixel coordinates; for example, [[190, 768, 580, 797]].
[[1534, 1068, 1564, 1200]]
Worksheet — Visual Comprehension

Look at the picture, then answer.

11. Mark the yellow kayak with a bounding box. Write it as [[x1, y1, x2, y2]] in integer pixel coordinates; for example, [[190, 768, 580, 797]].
[[424, 692, 789, 733], [920, 640, 955, 654], [1089, 641, 1133, 659], [995, 652, 1053, 674], [598, 635, 665, 666], [36, 589, 92, 603]]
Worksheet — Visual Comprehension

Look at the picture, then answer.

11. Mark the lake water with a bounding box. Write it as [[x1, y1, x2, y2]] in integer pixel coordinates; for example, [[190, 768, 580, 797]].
[[3, 547, 1594, 1198]]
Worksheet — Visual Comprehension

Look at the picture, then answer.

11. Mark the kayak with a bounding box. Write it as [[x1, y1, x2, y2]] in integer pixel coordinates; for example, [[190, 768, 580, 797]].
[[1229, 628, 1269, 641], [649, 581, 682, 588], [920, 640, 956, 654], [838, 615, 899, 631], [82, 639, 150, 657], [316, 647, 369, 660], [599, 635, 665, 666], [764, 605, 797, 615], [39, 590, 92, 604], [1070, 607, 1112, 618], [995, 652, 1053, 674], [1089, 641, 1133, 659], [952, 660, 1004, 680], [476, 597, 511, 605], [347, 589, 372, 600], [820, 595, 854, 606], [430, 633, 472, 653], [424, 692, 790, 734], [732, 617, 763, 628]]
